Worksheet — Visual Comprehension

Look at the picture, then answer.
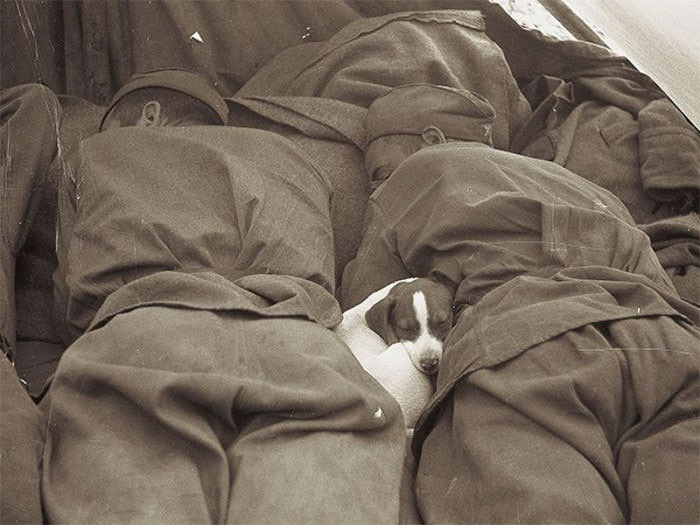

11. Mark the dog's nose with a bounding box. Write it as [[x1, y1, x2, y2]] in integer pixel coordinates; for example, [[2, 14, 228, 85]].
[[420, 355, 439, 374]]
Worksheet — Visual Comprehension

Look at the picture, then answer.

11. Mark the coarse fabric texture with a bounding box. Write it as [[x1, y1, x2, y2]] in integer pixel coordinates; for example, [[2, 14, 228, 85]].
[[53, 126, 335, 345], [227, 96, 367, 149], [642, 213, 700, 306], [223, 96, 372, 279], [0, 357, 44, 524], [11, 92, 103, 395], [43, 274, 406, 523], [1, 84, 60, 351], [43, 120, 408, 522], [222, 9, 536, 277], [237, 10, 532, 150], [516, 73, 700, 303], [341, 142, 673, 308], [416, 305, 699, 523], [9, 2, 669, 373], [339, 142, 700, 523], [518, 74, 699, 224]]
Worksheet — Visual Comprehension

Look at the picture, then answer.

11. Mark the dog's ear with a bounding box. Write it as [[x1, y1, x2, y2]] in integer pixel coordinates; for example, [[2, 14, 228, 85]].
[[365, 295, 399, 346]]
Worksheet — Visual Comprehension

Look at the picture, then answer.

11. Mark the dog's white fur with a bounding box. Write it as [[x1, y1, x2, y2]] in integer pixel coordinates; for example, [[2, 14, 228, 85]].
[[334, 278, 435, 428], [334, 279, 416, 365], [400, 290, 444, 372], [362, 343, 434, 430]]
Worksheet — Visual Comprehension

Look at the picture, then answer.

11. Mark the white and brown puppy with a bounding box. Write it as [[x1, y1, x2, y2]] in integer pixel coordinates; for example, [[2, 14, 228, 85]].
[[367, 278, 453, 374], [336, 277, 454, 374], [335, 278, 454, 428]]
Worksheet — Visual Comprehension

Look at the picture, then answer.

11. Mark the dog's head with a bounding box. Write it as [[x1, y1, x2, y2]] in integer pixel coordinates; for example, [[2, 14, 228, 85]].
[[365, 278, 453, 374]]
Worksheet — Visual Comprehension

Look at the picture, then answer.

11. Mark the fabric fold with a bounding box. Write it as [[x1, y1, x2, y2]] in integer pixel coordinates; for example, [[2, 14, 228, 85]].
[[88, 271, 342, 333], [413, 266, 698, 456]]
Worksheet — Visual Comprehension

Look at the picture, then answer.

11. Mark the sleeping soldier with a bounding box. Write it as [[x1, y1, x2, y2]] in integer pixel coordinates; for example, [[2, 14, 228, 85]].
[[341, 84, 700, 524], [39, 70, 406, 523]]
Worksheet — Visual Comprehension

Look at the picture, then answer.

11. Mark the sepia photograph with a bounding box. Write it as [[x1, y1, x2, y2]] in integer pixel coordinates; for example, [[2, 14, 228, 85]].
[[1, 0, 698, 523]]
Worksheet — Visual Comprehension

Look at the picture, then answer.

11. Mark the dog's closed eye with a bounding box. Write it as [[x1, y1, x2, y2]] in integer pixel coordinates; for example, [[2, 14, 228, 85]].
[[394, 318, 419, 340], [364, 278, 454, 374], [429, 311, 452, 339]]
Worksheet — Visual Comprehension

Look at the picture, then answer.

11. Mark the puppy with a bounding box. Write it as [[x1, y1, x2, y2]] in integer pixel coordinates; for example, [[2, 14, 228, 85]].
[[335, 278, 453, 429], [364, 278, 453, 374], [338, 277, 453, 374]]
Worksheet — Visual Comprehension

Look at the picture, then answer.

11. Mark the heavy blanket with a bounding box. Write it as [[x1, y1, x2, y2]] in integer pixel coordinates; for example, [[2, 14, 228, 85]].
[[54, 126, 335, 344], [339, 141, 700, 523], [515, 73, 700, 303], [43, 123, 410, 523], [341, 142, 676, 307], [43, 271, 406, 523], [237, 10, 532, 150], [222, 8, 538, 285]]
